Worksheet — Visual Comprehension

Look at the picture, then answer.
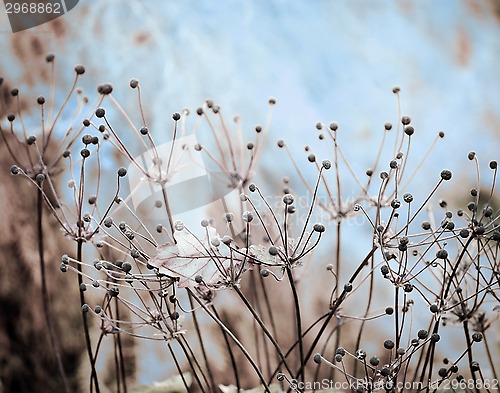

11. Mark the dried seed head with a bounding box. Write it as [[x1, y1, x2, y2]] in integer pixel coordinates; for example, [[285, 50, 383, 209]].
[[97, 83, 113, 95], [370, 356, 380, 366], [172, 112, 181, 121], [37, 96, 45, 105], [74, 65, 86, 75], [242, 211, 253, 222], [404, 125, 414, 136], [122, 262, 132, 273], [95, 107, 105, 118], [401, 115, 411, 125], [82, 134, 93, 145], [283, 194, 294, 205], [384, 122, 392, 130], [384, 339, 394, 349], [268, 246, 278, 256], [170, 311, 180, 320], [430, 333, 440, 342], [104, 217, 113, 228], [329, 122, 338, 131], [391, 199, 401, 209], [313, 223, 325, 233], [108, 287, 119, 297], [422, 221, 431, 230], [117, 167, 127, 177], [130, 78, 139, 88], [459, 229, 469, 238], [471, 332, 483, 342], [440, 170, 452, 181], [403, 193, 413, 203]]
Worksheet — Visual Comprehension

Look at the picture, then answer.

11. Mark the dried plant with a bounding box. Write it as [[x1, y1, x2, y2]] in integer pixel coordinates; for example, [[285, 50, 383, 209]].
[[1, 55, 498, 393]]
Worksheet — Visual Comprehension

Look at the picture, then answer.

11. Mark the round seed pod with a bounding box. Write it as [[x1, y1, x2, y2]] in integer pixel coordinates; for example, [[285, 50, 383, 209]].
[[74, 64, 85, 75]]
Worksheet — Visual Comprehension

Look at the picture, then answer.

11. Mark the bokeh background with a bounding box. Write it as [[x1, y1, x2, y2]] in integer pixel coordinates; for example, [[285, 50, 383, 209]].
[[0, 0, 499, 391]]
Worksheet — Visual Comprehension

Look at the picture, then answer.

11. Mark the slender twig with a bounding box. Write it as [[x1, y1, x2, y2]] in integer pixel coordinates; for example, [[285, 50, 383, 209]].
[[37, 190, 71, 393]]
